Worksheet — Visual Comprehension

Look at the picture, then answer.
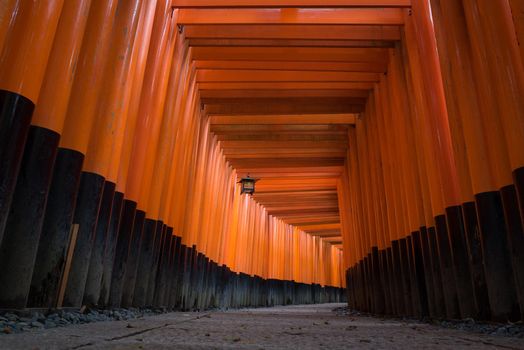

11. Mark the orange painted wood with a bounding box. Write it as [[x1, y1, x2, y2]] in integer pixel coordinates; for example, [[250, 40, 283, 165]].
[[60, 0, 118, 154], [178, 8, 405, 25], [196, 69, 381, 82], [199, 82, 375, 90], [83, 0, 143, 179], [185, 24, 401, 41], [31, 0, 92, 133], [210, 114, 357, 125], [191, 46, 388, 62], [0, 0, 64, 102], [189, 38, 395, 48], [172, 0, 411, 8]]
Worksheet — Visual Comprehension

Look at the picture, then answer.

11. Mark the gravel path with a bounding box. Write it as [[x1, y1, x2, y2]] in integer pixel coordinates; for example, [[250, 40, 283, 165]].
[[0, 303, 523, 349]]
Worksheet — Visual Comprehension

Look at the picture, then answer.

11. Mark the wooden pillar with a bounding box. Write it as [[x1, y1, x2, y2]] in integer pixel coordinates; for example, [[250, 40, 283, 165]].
[[0, 0, 65, 308]]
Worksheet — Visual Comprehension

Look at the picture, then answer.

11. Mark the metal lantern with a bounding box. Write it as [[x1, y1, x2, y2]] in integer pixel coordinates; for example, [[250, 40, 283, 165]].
[[239, 176, 256, 195]]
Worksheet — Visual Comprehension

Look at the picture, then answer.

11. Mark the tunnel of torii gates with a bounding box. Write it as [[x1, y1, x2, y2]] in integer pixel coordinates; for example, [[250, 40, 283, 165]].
[[0, 0, 523, 324]]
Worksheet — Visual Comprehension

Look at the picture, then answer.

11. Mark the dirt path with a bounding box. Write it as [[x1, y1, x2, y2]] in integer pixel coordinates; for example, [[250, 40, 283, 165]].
[[0, 303, 522, 349]]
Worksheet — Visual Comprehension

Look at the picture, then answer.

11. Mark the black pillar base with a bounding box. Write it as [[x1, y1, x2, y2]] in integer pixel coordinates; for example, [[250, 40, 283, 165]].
[[500, 185, 524, 320], [412, 230, 430, 318], [0, 90, 34, 245], [475, 191, 520, 322], [83, 181, 116, 306], [427, 226, 446, 318], [98, 191, 124, 307], [108, 199, 137, 307], [28, 148, 84, 308], [462, 201, 491, 320], [435, 214, 460, 319], [62, 172, 105, 307], [0, 126, 59, 308], [120, 209, 146, 307], [132, 218, 157, 307], [445, 205, 477, 318]]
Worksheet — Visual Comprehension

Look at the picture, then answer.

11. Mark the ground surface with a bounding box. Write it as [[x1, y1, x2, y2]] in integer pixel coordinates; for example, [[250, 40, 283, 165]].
[[0, 303, 523, 349]]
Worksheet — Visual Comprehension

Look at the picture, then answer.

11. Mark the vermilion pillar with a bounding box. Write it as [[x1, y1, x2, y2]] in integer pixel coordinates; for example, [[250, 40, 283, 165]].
[[0, 0, 64, 248], [28, 0, 119, 309], [461, 0, 522, 322], [62, 0, 143, 308], [0, 0, 64, 308], [0, 0, 94, 310], [109, 0, 173, 308], [98, 0, 158, 308], [430, 0, 492, 320]]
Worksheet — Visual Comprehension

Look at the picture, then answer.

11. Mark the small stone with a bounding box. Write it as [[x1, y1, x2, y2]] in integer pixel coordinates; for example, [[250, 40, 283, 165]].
[[0, 316, 8, 322], [3, 327, 12, 334], [30, 321, 44, 328], [45, 321, 57, 329], [17, 322, 28, 327], [126, 323, 134, 328], [5, 313, 18, 321]]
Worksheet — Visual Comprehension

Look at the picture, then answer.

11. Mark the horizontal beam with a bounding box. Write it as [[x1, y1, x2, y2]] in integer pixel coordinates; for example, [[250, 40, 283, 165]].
[[206, 102, 363, 115], [224, 151, 347, 158], [309, 231, 343, 237], [297, 223, 341, 231], [228, 157, 345, 167], [211, 124, 349, 132], [284, 216, 340, 225], [220, 140, 348, 148], [189, 39, 395, 48], [191, 47, 388, 62], [201, 89, 369, 99], [210, 114, 357, 125], [257, 178, 338, 186], [173, 1, 411, 8], [323, 238, 343, 244], [178, 8, 405, 25], [196, 69, 381, 82], [215, 133, 348, 141], [199, 82, 375, 90], [267, 207, 339, 215], [236, 167, 343, 176], [185, 24, 401, 41], [194, 60, 387, 72]]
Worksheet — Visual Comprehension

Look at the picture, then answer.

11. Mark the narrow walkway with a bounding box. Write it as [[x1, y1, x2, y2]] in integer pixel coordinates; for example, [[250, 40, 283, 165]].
[[1, 304, 523, 349]]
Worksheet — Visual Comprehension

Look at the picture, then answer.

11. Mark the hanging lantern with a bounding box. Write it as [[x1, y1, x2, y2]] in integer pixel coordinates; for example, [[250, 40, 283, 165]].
[[239, 176, 257, 195]]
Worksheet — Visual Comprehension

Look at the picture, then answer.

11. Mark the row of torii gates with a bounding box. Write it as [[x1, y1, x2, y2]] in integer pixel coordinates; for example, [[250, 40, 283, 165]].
[[0, 0, 523, 324]]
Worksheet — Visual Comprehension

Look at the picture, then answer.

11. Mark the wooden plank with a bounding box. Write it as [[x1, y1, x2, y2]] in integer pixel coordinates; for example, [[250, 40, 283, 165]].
[[57, 224, 80, 308], [198, 82, 375, 90], [189, 38, 396, 47], [178, 8, 405, 25], [210, 124, 349, 132], [220, 140, 348, 148], [196, 69, 381, 82], [191, 46, 388, 62], [185, 24, 401, 41], [201, 89, 370, 98], [297, 223, 341, 231], [209, 114, 357, 125], [173, 1, 412, 8], [215, 133, 348, 141]]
